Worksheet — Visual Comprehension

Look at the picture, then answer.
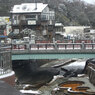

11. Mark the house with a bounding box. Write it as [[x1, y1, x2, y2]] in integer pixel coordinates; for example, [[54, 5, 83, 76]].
[[10, 3, 55, 40]]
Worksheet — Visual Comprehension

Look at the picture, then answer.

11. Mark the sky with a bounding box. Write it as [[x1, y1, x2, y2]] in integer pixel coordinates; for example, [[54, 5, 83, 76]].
[[82, 0, 95, 4]]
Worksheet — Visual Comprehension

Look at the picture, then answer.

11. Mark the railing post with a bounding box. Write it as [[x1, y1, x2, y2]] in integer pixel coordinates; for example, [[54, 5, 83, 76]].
[[54, 43, 58, 50], [24, 44, 26, 50], [65, 44, 67, 49], [37, 44, 39, 50], [18, 44, 19, 49], [92, 43, 94, 49], [26, 43, 29, 50], [81, 41, 85, 50], [11, 43, 12, 50], [45, 44, 47, 49], [29, 43, 31, 50], [73, 43, 74, 49]]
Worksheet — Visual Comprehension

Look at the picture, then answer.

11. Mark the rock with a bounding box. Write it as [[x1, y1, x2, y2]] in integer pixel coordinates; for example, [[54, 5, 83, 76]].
[[86, 58, 95, 64], [37, 67, 60, 75], [61, 60, 86, 77], [12, 60, 59, 87], [17, 69, 54, 88]]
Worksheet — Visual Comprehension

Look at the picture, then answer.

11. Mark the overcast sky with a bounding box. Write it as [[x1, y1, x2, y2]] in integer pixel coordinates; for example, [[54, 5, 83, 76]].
[[82, 0, 95, 4]]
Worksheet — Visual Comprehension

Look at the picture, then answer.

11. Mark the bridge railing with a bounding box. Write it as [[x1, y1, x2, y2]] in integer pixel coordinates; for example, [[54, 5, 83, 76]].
[[11, 43, 95, 50], [0, 44, 12, 75], [0, 43, 11, 51]]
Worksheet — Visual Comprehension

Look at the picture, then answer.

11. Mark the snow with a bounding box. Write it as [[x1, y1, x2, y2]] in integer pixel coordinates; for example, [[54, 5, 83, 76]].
[[65, 61, 86, 67], [82, 0, 95, 4], [63, 60, 86, 71], [11, 3, 48, 13], [48, 75, 64, 84], [0, 71, 15, 79], [20, 90, 41, 94]]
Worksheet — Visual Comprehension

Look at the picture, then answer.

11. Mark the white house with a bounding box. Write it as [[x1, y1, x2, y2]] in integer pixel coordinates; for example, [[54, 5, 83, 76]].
[[10, 3, 55, 26], [10, 3, 55, 39]]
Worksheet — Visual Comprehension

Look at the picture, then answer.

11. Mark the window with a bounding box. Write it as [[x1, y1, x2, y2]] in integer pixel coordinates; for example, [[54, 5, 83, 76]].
[[13, 15, 17, 20], [12, 15, 19, 24], [25, 15, 36, 20], [41, 15, 47, 20]]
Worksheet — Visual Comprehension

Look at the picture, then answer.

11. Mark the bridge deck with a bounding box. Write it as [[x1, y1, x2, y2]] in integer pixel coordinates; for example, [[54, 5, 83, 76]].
[[12, 53, 95, 60], [12, 49, 95, 60]]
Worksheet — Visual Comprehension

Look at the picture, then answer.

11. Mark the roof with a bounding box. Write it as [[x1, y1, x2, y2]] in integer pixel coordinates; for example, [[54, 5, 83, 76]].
[[11, 3, 48, 13]]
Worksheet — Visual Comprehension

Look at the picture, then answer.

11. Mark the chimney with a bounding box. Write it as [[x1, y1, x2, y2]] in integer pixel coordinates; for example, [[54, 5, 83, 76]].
[[34, 0, 37, 10], [35, 3, 37, 10]]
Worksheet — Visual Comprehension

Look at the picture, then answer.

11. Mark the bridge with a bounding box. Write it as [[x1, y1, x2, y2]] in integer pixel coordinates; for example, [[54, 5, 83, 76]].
[[10, 42, 95, 60], [1, 42, 95, 60]]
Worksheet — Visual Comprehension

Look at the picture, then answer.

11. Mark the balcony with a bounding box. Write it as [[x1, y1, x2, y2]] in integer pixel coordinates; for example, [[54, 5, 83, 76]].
[[12, 20, 41, 26]]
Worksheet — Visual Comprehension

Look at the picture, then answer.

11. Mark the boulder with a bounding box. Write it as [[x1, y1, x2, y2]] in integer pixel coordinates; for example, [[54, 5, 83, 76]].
[[61, 60, 86, 77], [12, 60, 59, 87]]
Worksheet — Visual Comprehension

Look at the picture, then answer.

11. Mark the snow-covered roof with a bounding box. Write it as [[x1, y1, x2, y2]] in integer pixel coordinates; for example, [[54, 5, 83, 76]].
[[10, 3, 48, 13]]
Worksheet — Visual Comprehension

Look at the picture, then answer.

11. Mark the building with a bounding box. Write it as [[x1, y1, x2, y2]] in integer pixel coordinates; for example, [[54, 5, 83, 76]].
[[84, 28, 95, 40], [10, 3, 55, 40], [64, 26, 90, 35], [0, 17, 11, 43], [54, 23, 64, 41], [64, 26, 90, 40]]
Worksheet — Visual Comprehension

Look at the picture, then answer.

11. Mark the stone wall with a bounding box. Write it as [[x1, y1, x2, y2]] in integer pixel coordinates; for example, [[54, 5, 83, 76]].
[[88, 66, 95, 85]]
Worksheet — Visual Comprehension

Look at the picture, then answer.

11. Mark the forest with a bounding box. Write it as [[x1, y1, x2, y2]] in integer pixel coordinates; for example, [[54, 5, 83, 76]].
[[0, 0, 95, 27]]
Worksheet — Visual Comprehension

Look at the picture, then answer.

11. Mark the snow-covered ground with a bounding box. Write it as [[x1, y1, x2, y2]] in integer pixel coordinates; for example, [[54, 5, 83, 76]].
[[20, 90, 41, 95], [0, 70, 15, 79]]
